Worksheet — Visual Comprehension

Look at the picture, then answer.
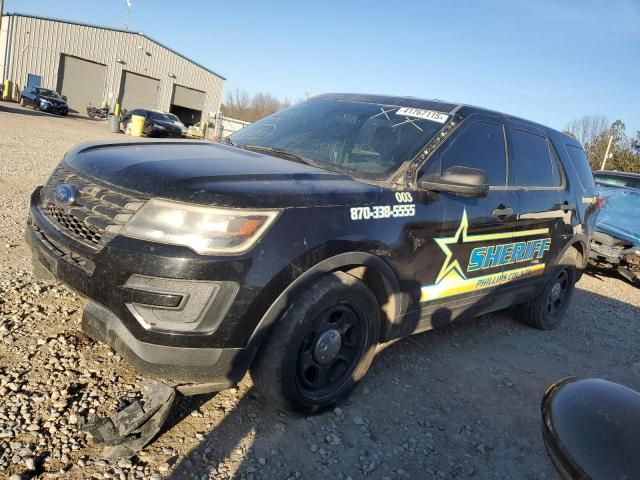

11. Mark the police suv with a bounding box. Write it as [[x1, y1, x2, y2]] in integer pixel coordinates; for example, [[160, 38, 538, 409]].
[[27, 94, 599, 413]]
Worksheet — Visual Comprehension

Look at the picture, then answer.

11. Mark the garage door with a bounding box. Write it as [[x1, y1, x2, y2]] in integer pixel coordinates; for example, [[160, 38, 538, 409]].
[[118, 71, 160, 111], [171, 85, 205, 111], [57, 55, 105, 113]]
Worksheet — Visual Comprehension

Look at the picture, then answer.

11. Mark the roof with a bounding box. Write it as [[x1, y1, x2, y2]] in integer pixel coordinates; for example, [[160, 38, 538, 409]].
[[3, 12, 226, 80], [594, 170, 640, 179]]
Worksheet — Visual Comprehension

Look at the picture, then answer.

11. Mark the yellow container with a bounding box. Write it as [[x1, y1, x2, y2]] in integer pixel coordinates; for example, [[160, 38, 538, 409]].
[[130, 115, 145, 137], [2, 80, 10, 100]]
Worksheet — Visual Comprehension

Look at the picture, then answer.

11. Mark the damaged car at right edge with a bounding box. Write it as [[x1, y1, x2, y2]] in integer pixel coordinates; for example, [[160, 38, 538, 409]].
[[589, 170, 640, 285]]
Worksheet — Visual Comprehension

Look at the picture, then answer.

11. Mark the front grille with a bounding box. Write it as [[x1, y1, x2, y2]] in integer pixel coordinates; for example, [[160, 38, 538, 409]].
[[46, 204, 103, 245], [39, 163, 146, 249], [591, 241, 625, 259]]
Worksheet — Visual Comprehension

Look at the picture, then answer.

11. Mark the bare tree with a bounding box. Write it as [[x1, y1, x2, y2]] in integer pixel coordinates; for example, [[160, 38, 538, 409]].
[[221, 89, 295, 123], [564, 115, 609, 149], [566, 115, 640, 172]]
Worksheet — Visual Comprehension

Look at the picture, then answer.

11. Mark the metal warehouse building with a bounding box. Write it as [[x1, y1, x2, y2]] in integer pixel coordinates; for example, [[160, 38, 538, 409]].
[[0, 13, 225, 125]]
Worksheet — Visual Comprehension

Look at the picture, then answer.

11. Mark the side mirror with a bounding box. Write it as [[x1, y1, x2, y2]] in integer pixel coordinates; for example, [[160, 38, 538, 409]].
[[418, 166, 489, 197], [62, 95, 68, 101]]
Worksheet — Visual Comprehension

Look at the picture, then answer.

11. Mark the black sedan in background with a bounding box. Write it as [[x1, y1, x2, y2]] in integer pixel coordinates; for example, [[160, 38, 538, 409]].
[[19, 86, 69, 116], [121, 109, 186, 138]]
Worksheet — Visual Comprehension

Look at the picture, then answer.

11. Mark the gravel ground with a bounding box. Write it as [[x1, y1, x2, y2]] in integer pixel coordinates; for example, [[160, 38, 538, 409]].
[[1, 100, 639, 480]]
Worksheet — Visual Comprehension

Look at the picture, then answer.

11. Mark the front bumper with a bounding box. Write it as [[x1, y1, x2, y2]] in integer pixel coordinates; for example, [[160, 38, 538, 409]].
[[40, 103, 68, 115], [26, 188, 259, 387]]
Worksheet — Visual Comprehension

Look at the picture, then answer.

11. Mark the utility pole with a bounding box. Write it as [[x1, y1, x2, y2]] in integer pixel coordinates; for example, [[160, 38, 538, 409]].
[[124, 0, 131, 31], [600, 135, 614, 171]]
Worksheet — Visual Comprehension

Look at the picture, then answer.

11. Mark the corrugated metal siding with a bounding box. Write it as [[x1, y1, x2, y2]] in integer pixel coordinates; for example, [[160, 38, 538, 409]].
[[3, 15, 224, 119]]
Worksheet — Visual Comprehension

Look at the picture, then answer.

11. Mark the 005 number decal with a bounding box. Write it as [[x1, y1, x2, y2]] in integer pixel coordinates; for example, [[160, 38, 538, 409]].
[[350, 204, 416, 220]]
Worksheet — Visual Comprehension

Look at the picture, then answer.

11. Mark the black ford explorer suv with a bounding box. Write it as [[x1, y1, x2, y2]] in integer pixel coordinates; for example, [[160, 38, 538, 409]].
[[26, 93, 599, 413]]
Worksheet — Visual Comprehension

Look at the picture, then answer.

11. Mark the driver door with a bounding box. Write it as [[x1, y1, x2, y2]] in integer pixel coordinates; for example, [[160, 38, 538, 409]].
[[410, 116, 519, 330]]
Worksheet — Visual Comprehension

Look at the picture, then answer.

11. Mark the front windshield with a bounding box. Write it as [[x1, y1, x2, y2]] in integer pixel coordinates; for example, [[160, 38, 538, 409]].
[[229, 98, 449, 180], [36, 88, 61, 98], [165, 113, 180, 122], [148, 111, 169, 120]]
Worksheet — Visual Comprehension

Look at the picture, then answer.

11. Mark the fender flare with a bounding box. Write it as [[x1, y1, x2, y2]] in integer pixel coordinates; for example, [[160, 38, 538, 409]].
[[243, 252, 402, 366], [560, 234, 589, 268]]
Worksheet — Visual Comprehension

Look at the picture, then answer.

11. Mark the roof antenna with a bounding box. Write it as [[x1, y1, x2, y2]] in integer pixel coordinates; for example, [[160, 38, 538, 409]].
[[124, 0, 132, 31]]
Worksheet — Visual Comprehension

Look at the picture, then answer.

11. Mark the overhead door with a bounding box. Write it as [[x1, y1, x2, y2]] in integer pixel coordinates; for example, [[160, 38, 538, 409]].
[[118, 71, 160, 111], [172, 85, 205, 111], [58, 55, 105, 113], [170, 85, 205, 126]]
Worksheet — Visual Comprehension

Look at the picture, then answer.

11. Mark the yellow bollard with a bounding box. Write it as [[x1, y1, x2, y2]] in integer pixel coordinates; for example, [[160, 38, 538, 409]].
[[101, 100, 107, 108], [114, 103, 120, 116], [2, 80, 10, 100], [130, 115, 145, 137]]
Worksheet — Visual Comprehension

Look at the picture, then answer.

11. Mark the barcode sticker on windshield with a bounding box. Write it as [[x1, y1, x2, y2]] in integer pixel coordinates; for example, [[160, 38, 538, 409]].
[[396, 107, 449, 124]]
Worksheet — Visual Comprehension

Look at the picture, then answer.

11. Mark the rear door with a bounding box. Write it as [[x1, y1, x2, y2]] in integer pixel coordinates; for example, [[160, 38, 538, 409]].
[[413, 115, 519, 327], [505, 121, 569, 298]]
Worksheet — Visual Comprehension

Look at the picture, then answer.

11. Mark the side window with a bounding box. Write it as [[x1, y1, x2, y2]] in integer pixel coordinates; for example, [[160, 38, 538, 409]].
[[422, 121, 507, 186], [565, 145, 596, 194], [509, 129, 558, 187]]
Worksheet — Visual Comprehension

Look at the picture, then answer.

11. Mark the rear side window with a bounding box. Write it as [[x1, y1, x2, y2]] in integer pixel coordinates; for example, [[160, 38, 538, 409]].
[[566, 145, 597, 192], [509, 129, 559, 187], [423, 121, 507, 186]]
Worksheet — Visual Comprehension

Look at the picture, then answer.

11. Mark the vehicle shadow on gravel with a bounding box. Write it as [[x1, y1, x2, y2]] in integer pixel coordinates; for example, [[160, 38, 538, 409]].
[[166, 285, 640, 479], [0, 103, 61, 118], [584, 265, 638, 288]]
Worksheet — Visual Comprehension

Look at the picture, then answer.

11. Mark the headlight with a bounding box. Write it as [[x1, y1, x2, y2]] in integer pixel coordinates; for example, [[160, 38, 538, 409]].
[[118, 198, 281, 255]]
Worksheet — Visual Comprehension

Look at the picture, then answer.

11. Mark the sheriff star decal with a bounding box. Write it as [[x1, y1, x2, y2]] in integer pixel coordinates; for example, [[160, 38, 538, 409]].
[[421, 210, 552, 302]]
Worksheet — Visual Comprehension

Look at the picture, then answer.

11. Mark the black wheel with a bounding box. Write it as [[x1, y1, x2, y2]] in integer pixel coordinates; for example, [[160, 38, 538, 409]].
[[515, 249, 577, 330], [19, 97, 26, 107], [251, 271, 380, 414]]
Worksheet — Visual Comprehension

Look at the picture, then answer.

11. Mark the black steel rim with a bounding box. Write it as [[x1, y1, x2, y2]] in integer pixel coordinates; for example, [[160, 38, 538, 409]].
[[547, 269, 570, 315], [296, 304, 367, 400]]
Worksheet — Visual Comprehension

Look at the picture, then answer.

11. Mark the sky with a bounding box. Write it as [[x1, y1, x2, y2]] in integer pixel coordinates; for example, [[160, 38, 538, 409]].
[[4, 0, 639, 135]]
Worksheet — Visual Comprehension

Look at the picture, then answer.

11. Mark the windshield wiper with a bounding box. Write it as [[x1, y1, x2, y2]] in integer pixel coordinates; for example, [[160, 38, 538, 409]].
[[240, 144, 321, 168], [221, 136, 237, 147]]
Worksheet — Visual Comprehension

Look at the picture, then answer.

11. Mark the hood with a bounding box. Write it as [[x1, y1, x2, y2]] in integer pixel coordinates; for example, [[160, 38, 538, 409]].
[[63, 140, 381, 208], [40, 95, 65, 104], [595, 185, 640, 245], [151, 119, 182, 131]]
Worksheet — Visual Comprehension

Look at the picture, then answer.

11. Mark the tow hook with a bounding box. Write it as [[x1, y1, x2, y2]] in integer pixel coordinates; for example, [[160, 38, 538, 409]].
[[81, 381, 176, 461]]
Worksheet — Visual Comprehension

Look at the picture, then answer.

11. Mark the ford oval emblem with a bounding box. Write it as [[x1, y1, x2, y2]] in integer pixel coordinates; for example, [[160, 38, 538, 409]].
[[53, 184, 77, 206]]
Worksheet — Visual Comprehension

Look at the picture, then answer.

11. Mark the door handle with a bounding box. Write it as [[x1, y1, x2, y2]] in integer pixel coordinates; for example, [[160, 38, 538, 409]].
[[492, 206, 514, 217], [561, 202, 574, 212]]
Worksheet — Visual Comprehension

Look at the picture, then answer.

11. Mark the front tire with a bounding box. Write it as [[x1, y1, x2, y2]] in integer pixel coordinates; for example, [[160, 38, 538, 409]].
[[19, 97, 26, 107], [251, 271, 380, 414], [515, 249, 577, 330]]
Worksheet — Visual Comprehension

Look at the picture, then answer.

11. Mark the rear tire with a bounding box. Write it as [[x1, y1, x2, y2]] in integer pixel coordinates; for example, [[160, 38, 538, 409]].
[[251, 271, 380, 415], [19, 97, 26, 107], [515, 249, 577, 330]]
